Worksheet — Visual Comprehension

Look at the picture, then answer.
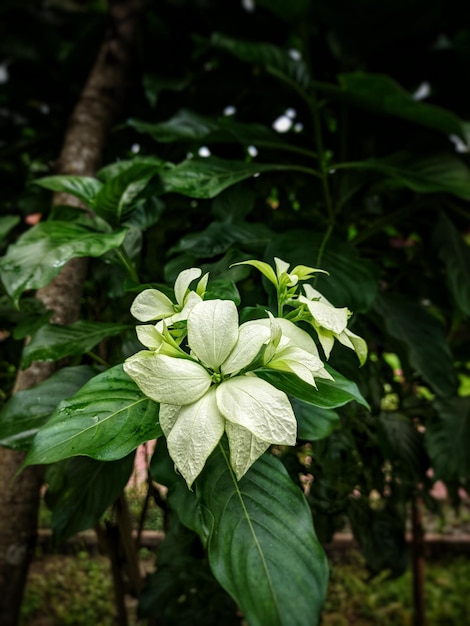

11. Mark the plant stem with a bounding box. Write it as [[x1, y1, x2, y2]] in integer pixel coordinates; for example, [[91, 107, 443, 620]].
[[411, 496, 426, 626], [115, 246, 140, 283]]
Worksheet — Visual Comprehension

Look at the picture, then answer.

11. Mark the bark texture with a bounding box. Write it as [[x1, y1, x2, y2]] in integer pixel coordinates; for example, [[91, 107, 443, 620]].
[[0, 2, 144, 622]]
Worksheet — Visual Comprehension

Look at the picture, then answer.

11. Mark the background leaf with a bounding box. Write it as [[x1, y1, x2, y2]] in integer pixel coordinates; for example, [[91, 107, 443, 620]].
[[22, 321, 132, 368], [0, 221, 127, 305], [34, 175, 103, 206], [24, 365, 161, 466], [45, 454, 135, 543], [337, 73, 466, 140], [210, 33, 310, 89], [0, 215, 20, 242], [0, 366, 96, 451], [377, 412, 428, 479], [345, 153, 470, 200], [433, 212, 470, 316], [160, 157, 295, 199], [291, 398, 340, 441], [196, 443, 328, 626], [426, 396, 470, 481], [128, 109, 299, 153], [374, 294, 458, 397], [94, 159, 161, 224]]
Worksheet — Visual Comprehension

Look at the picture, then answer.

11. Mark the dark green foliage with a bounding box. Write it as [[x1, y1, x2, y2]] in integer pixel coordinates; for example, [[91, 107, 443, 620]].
[[1, 0, 470, 622]]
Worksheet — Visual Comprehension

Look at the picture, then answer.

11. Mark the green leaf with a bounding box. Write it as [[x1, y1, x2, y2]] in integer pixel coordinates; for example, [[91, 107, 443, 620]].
[[348, 497, 408, 577], [34, 175, 103, 206], [433, 212, 470, 315], [0, 215, 20, 242], [291, 398, 340, 441], [94, 159, 161, 224], [160, 156, 293, 199], [426, 396, 470, 481], [344, 153, 470, 201], [196, 443, 328, 626], [265, 231, 378, 312], [172, 220, 272, 258], [211, 33, 310, 90], [255, 366, 369, 410], [22, 320, 132, 368], [0, 221, 127, 305], [128, 109, 298, 153], [204, 278, 241, 305], [338, 73, 466, 140], [374, 294, 458, 397], [23, 365, 161, 466], [377, 412, 427, 479], [46, 454, 135, 543], [255, 0, 310, 20], [0, 366, 96, 451]]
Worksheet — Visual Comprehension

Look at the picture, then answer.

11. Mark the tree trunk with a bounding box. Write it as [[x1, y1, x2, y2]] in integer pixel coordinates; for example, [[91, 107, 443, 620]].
[[0, 2, 144, 623]]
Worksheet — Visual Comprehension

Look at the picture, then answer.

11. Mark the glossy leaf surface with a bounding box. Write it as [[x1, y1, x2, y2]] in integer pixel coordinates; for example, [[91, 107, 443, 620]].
[[22, 320, 132, 368], [0, 366, 96, 451], [255, 366, 369, 410], [24, 365, 161, 466], [197, 443, 328, 626], [0, 221, 127, 305], [46, 454, 135, 542]]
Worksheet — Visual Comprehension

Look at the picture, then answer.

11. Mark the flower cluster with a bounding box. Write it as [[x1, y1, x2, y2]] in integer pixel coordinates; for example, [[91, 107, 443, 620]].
[[124, 259, 366, 487]]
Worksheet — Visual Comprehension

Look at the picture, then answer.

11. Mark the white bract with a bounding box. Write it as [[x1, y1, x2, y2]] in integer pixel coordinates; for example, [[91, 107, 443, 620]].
[[299, 284, 367, 364], [124, 299, 331, 487], [234, 257, 325, 292], [130, 267, 208, 325]]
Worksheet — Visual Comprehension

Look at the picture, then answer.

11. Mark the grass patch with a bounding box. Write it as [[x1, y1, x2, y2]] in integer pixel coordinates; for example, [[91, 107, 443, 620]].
[[324, 551, 470, 625], [21, 549, 470, 625]]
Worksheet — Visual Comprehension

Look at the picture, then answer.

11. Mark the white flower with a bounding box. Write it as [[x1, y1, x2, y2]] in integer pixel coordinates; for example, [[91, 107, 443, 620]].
[[240, 316, 334, 386], [124, 299, 297, 486], [299, 284, 367, 364], [130, 268, 208, 325]]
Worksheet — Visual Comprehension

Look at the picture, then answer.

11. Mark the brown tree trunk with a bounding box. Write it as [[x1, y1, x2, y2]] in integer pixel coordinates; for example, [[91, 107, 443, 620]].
[[0, 2, 144, 623]]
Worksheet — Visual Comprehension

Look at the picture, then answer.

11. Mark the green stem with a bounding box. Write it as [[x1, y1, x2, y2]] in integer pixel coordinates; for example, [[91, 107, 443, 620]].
[[88, 351, 110, 367], [114, 246, 139, 283], [314, 222, 334, 269]]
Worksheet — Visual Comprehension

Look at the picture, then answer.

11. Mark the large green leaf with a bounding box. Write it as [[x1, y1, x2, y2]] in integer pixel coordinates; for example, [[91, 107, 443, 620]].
[[46, 454, 135, 543], [0, 215, 20, 242], [265, 231, 378, 312], [160, 156, 300, 199], [255, 0, 310, 20], [196, 443, 328, 626], [211, 33, 310, 90], [171, 220, 272, 258], [377, 412, 427, 479], [337, 73, 466, 140], [341, 153, 470, 200], [290, 398, 340, 441], [22, 320, 132, 368], [94, 159, 161, 225], [433, 212, 470, 316], [0, 221, 127, 305], [374, 294, 458, 398], [255, 365, 369, 410], [24, 365, 161, 466], [426, 396, 470, 481], [34, 175, 103, 206], [0, 366, 96, 451], [128, 109, 302, 154], [347, 498, 408, 577]]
